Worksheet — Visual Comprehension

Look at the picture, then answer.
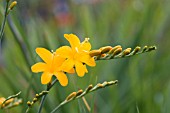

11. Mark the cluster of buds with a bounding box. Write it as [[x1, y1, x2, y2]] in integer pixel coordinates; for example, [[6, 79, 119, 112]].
[[89, 45, 156, 60], [27, 91, 49, 107], [0, 92, 22, 109], [50, 80, 118, 113], [65, 80, 118, 101]]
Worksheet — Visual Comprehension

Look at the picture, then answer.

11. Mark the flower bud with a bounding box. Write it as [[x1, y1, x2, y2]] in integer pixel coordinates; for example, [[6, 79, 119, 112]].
[[148, 46, 157, 51], [35, 94, 39, 98], [76, 89, 83, 96], [9, 1, 17, 10], [113, 47, 122, 56], [122, 48, 131, 56], [27, 101, 32, 107], [142, 46, 148, 52], [86, 84, 93, 92], [97, 83, 104, 88], [100, 46, 112, 54], [66, 92, 77, 101], [108, 45, 121, 54], [33, 98, 38, 103], [101, 54, 107, 58], [107, 80, 118, 85], [89, 50, 101, 57], [133, 46, 141, 54]]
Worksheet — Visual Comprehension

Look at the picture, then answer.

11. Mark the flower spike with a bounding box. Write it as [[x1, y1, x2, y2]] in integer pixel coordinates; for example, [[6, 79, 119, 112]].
[[92, 45, 156, 60], [50, 80, 118, 113]]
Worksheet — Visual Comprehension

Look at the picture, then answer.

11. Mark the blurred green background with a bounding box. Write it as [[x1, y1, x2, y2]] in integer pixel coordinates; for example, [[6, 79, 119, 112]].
[[0, 0, 170, 112]]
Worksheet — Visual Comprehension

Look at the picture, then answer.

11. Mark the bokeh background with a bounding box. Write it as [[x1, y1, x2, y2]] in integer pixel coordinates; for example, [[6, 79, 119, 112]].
[[0, 0, 170, 112]]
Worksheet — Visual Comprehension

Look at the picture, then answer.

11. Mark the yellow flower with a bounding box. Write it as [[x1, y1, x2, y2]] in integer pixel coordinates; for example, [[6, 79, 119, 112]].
[[56, 34, 96, 77], [0, 97, 5, 106], [31, 48, 74, 86], [0, 97, 14, 107]]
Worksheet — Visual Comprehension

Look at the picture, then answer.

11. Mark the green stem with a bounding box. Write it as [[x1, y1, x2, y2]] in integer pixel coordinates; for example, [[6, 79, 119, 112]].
[[37, 79, 58, 113], [0, 1, 9, 41], [0, 1, 9, 48], [50, 101, 65, 113]]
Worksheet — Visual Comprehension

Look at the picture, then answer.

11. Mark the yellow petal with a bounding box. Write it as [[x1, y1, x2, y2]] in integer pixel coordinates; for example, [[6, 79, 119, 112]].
[[54, 72, 68, 86], [75, 61, 87, 77], [61, 58, 74, 72], [79, 54, 96, 67], [41, 72, 53, 84], [0, 97, 5, 105], [52, 55, 66, 72], [64, 34, 80, 49], [56, 46, 72, 58], [36, 48, 53, 64], [31, 62, 47, 73], [82, 64, 88, 73], [67, 68, 75, 74], [79, 39, 91, 51]]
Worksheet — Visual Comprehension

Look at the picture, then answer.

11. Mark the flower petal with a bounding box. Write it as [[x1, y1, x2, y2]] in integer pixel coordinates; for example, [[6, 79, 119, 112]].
[[79, 39, 91, 51], [36, 48, 53, 64], [79, 55, 96, 67], [64, 34, 80, 49], [41, 72, 53, 84], [52, 55, 66, 72], [61, 58, 74, 72], [56, 46, 72, 58], [53, 55, 66, 67], [54, 72, 68, 86], [75, 61, 87, 77], [84, 65, 88, 73], [0, 97, 5, 105], [67, 68, 75, 74], [31, 62, 47, 73]]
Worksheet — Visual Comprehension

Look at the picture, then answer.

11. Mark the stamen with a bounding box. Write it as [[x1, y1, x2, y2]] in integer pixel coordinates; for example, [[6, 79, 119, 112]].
[[75, 47, 79, 52], [84, 38, 90, 42]]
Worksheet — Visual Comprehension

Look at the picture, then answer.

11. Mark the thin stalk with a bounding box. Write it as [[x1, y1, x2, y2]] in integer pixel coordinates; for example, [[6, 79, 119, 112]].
[[50, 101, 65, 113], [0, 1, 9, 53], [82, 97, 91, 112], [37, 79, 58, 113], [0, 1, 9, 42]]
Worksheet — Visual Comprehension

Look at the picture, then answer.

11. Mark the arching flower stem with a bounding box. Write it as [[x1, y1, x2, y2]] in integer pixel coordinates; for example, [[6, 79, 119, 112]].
[[37, 78, 58, 113]]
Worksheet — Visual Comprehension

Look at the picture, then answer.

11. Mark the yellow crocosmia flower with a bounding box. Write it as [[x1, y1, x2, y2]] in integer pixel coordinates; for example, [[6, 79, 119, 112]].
[[31, 48, 74, 86], [0, 97, 5, 106], [0, 97, 14, 107], [56, 34, 96, 77]]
